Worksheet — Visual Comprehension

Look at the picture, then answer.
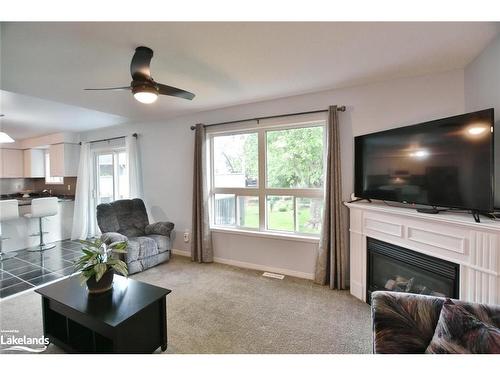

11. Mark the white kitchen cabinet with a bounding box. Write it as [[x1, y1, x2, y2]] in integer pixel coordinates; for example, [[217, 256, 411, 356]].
[[0, 148, 24, 177], [49, 144, 64, 177], [49, 143, 80, 177], [23, 148, 45, 177]]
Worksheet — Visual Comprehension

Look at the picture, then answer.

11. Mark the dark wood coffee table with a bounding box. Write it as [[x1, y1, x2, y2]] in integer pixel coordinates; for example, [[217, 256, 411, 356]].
[[36, 274, 171, 353]]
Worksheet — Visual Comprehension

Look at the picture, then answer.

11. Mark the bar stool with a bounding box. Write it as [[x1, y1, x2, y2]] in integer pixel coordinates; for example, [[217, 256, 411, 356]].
[[25, 197, 58, 252], [0, 199, 19, 260]]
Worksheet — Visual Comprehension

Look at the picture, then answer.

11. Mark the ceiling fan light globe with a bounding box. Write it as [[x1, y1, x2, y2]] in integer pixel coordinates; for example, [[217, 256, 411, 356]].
[[133, 91, 158, 104]]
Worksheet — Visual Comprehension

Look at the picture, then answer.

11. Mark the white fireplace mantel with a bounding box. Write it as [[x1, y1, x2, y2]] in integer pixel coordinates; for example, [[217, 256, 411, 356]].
[[345, 201, 500, 305]]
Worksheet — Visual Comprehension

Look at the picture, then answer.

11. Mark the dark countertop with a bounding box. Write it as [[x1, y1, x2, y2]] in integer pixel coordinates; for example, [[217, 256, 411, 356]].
[[0, 195, 75, 206]]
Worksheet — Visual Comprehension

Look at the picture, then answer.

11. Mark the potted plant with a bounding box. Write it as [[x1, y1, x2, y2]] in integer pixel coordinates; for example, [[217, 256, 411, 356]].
[[74, 239, 128, 294]]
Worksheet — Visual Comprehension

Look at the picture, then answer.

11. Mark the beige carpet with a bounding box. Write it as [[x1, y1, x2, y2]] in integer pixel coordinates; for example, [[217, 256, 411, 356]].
[[0, 255, 372, 354]]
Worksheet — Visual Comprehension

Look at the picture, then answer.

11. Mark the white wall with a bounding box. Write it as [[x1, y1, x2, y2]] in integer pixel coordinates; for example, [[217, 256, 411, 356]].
[[465, 34, 500, 113], [81, 69, 465, 279], [464, 34, 500, 207]]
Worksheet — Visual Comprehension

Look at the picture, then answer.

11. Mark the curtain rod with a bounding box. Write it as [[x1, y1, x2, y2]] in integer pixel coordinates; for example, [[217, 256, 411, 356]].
[[189, 106, 346, 130], [79, 133, 137, 145]]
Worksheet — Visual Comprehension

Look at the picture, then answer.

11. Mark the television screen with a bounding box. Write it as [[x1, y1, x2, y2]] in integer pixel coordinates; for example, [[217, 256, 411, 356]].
[[354, 109, 494, 212]]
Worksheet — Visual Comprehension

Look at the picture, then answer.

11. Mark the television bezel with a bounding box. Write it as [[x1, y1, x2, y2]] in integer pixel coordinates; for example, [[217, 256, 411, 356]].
[[354, 108, 495, 212]]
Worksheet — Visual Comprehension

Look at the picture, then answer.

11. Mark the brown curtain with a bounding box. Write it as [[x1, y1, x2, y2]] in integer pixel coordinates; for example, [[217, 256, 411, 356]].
[[191, 123, 213, 263], [314, 105, 348, 289]]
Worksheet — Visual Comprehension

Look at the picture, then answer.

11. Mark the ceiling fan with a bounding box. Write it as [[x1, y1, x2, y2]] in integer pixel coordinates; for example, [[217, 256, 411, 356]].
[[85, 46, 195, 104]]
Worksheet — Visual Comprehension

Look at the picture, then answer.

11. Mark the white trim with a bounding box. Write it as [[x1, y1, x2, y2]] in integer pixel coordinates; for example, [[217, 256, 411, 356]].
[[172, 248, 191, 257], [345, 201, 500, 233], [205, 120, 259, 135], [407, 226, 466, 254], [213, 256, 314, 280], [210, 226, 320, 243], [364, 216, 403, 238], [258, 129, 266, 231], [207, 119, 326, 236], [171, 248, 314, 280], [346, 201, 500, 304], [213, 187, 259, 195], [204, 112, 327, 135], [259, 112, 328, 128], [93, 147, 128, 205]]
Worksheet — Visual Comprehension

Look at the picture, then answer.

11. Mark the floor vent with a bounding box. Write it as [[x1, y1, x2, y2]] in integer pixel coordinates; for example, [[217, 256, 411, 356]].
[[262, 272, 285, 280]]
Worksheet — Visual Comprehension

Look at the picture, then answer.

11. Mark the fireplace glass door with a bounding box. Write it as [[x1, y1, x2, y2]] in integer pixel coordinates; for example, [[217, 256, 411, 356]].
[[367, 238, 459, 303]]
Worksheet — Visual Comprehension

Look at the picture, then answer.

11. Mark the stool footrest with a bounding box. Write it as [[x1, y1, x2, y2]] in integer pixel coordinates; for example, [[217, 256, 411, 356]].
[[29, 232, 49, 237], [28, 243, 56, 252]]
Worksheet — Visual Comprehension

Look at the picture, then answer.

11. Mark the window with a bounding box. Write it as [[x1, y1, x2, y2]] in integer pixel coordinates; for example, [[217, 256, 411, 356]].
[[208, 116, 325, 236], [95, 149, 129, 204], [213, 133, 258, 188], [45, 151, 64, 184]]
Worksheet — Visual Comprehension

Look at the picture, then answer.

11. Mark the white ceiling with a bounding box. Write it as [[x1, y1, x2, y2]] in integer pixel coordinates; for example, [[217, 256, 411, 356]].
[[1, 22, 499, 139], [0, 90, 127, 139]]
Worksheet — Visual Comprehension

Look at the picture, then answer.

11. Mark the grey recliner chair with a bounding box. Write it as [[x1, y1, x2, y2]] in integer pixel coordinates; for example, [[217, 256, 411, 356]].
[[96, 198, 174, 274]]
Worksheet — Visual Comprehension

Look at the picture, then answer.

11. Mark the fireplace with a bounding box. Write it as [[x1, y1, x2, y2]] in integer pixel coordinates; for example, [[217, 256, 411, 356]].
[[366, 237, 459, 303]]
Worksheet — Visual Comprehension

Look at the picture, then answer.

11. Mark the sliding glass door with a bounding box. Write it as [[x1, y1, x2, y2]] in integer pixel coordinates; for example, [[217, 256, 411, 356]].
[[95, 150, 129, 205]]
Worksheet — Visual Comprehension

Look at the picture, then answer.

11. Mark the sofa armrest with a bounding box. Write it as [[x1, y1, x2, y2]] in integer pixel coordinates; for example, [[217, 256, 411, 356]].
[[100, 232, 128, 244], [145, 222, 175, 237], [371, 291, 444, 354]]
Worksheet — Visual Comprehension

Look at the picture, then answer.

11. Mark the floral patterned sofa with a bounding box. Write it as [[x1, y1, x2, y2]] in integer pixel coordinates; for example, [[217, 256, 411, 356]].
[[371, 291, 500, 354]]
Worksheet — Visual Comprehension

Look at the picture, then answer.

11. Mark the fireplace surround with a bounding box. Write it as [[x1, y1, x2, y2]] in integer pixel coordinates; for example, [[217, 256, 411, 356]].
[[346, 201, 500, 305], [366, 237, 459, 303]]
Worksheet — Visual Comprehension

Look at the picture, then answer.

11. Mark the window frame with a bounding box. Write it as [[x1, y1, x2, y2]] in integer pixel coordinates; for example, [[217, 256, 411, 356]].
[[93, 147, 128, 205], [207, 114, 327, 237]]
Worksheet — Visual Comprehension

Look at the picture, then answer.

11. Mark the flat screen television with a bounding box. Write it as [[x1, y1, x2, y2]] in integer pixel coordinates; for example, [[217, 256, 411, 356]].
[[354, 109, 495, 212]]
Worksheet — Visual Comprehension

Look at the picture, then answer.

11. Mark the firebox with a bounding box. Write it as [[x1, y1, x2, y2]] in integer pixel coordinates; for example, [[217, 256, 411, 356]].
[[366, 237, 459, 303]]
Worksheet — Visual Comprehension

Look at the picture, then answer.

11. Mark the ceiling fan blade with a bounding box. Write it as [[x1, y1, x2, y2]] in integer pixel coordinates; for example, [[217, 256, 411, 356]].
[[84, 86, 131, 91], [130, 46, 154, 80], [157, 83, 195, 100]]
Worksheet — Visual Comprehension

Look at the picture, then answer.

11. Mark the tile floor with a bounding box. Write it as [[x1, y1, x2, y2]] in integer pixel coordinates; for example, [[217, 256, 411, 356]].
[[0, 240, 81, 299]]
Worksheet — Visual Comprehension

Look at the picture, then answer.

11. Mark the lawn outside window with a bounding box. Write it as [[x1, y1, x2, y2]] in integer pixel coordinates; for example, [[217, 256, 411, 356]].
[[207, 113, 326, 238]]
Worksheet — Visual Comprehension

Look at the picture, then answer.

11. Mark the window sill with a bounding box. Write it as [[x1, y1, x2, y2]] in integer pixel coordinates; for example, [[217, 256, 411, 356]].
[[210, 227, 320, 243]]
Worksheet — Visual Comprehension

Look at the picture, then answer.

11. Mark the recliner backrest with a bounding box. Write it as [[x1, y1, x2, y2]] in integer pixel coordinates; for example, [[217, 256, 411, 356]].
[[96, 198, 150, 237]]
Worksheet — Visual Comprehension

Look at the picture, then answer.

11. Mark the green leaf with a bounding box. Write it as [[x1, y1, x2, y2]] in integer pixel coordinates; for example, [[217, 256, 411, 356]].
[[82, 249, 96, 257], [74, 238, 128, 280], [81, 267, 96, 282], [110, 241, 128, 252], [94, 263, 107, 282], [112, 248, 127, 254], [79, 239, 100, 248], [74, 262, 85, 272], [112, 263, 128, 276]]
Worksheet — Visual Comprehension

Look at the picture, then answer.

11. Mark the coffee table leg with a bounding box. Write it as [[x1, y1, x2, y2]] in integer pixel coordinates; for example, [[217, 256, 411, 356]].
[[160, 297, 168, 351]]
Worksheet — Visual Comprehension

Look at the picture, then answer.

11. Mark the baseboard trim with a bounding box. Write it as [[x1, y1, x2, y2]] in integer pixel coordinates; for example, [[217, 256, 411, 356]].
[[172, 248, 191, 257], [171, 248, 314, 280], [214, 256, 315, 280]]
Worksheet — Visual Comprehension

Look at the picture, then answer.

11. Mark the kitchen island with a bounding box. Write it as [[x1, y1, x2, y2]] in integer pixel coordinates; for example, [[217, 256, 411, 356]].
[[0, 197, 75, 253]]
